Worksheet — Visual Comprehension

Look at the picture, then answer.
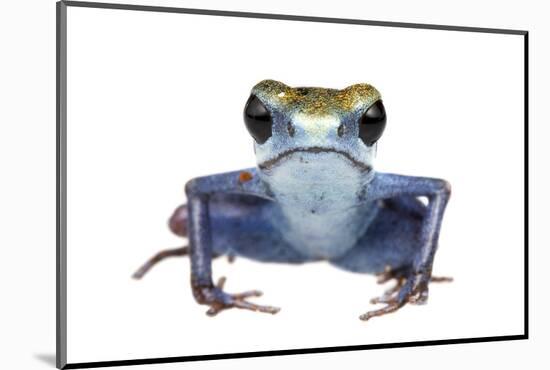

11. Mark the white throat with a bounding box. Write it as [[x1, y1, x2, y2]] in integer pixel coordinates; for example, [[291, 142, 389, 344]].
[[261, 151, 376, 259]]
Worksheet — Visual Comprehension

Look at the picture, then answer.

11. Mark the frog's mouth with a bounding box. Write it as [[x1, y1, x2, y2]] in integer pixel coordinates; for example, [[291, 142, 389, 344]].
[[258, 146, 372, 172]]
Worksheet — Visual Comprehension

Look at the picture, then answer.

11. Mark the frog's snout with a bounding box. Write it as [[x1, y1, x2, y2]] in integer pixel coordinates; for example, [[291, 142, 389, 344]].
[[290, 113, 342, 141]]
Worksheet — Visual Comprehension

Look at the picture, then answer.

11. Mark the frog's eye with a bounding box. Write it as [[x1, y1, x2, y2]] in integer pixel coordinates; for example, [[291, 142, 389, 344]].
[[243, 95, 273, 144], [359, 100, 386, 146]]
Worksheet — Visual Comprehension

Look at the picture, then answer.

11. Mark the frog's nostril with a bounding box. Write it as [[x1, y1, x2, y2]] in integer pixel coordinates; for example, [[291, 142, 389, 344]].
[[337, 124, 345, 137], [287, 122, 296, 137]]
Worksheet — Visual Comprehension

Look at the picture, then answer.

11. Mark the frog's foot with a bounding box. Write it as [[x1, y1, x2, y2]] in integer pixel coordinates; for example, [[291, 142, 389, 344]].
[[360, 265, 452, 321], [193, 277, 280, 317], [132, 247, 236, 279]]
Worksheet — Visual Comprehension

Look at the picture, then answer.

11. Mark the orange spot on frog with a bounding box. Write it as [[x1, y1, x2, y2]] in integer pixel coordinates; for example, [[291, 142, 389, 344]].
[[238, 171, 253, 183]]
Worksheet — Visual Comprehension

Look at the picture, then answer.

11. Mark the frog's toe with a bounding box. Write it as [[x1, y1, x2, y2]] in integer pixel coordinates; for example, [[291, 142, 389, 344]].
[[360, 301, 404, 321], [227, 253, 236, 263], [360, 266, 452, 321], [133, 246, 231, 279], [369, 280, 404, 305], [132, 246, 190, 279], [206, 300, 280, 316], [200, 277, 280, 317], [361, 276, 413, 321]]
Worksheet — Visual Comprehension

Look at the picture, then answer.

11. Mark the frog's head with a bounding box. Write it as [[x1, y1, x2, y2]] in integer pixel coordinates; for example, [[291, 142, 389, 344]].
[[243, 80, 386, 184]]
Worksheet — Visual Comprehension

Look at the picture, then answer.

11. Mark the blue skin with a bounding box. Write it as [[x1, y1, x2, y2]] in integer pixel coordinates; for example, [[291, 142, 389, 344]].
[[134, 80, 451, 321]]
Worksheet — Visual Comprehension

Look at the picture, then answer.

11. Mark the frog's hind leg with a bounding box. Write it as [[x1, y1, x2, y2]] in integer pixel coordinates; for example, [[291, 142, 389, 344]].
[[330, 195, 452, 321], [207, 193, 311, 264], [330, 196, 426, 274], [132, 203, 231, 280]]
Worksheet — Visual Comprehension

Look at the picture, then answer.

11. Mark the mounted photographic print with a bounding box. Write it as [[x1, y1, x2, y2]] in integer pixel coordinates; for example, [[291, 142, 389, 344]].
[[57, 1, 528, 368]]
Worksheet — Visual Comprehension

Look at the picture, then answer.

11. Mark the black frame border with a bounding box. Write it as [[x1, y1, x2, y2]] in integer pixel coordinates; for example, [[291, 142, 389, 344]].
[[56, 1, 529, 368]]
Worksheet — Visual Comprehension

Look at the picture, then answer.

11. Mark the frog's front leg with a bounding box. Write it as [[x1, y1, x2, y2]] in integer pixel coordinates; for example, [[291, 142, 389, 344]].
[[185, 169, 280, 316], [132, 203, 238, 279], [360, 172, 451, 321]]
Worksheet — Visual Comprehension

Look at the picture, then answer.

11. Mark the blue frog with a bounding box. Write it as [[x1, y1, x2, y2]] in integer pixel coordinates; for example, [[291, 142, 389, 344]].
[[133, 80, 452, 321]]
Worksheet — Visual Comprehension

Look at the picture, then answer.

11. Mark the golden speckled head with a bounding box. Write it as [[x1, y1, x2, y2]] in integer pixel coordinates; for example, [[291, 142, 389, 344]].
[[251, 79, 381, 117]]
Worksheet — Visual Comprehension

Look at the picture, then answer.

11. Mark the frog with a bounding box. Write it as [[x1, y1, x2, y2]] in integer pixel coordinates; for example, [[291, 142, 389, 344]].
[[133, 79, 452, 321]]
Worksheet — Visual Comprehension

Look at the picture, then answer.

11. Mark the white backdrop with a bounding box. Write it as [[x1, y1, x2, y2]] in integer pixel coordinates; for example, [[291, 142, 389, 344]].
[[3, 0, 548, 370], [64, 5, 525, 363]]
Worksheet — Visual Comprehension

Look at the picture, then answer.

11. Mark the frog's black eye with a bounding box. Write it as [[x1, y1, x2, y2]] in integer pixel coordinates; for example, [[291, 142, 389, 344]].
[[243, 95, 272, 144], [359, 100, 386, 146]]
